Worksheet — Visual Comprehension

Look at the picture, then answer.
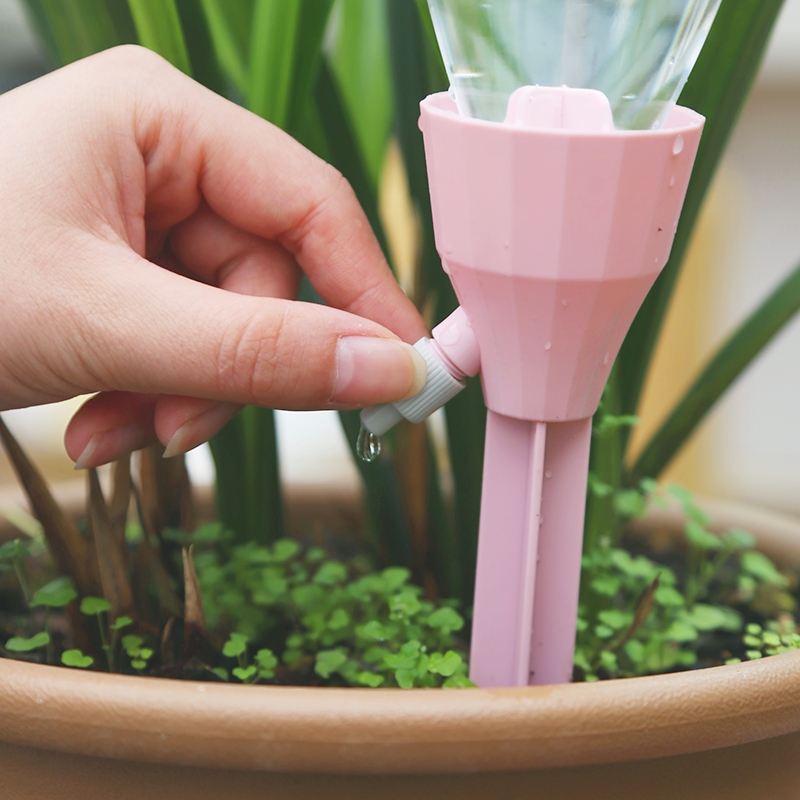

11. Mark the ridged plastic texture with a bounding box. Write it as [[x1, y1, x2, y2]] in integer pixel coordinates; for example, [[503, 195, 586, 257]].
[[393, 338, 465, 424], [420, 91, 704, 422]]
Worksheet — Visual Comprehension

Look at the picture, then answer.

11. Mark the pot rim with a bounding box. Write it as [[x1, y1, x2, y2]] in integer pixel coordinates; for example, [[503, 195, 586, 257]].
[[1, 650, 799, 774], [1, 494, 799, 775]]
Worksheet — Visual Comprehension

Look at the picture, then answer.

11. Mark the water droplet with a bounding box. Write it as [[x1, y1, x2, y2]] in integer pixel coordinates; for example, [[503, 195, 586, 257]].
[[445, 244, 453, 254], [545, 470, 553, 479], [544, 342, 552, 351], [503, 241, 509, 249], [357, 426, 381, 463], [561, 299, 568, 307], [669, 175, 676, 187], [539, 516, 544, 526], [603, 352, 610, 366], [622, 94, 637, 101], [655, 257, 659, 265], [673, 135, 684, 155]]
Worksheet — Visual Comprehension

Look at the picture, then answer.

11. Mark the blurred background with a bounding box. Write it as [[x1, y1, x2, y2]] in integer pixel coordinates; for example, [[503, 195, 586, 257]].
[[1, 0, 799, 515]]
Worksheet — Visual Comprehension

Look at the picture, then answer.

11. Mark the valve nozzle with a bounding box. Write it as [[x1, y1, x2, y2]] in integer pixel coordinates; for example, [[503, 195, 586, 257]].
[[359, 307, 480, 435]]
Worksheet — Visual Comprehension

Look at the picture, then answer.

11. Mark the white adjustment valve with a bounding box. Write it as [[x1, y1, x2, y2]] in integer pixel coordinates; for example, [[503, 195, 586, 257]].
[[360, 338, 466, 435]]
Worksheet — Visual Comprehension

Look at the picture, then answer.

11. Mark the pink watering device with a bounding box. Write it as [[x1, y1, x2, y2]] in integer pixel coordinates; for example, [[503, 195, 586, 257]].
[[361, 83, 704, 687]]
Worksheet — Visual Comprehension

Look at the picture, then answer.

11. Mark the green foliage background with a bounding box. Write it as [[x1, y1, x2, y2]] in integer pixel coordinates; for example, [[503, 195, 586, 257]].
[[19, 0, 800, 615]]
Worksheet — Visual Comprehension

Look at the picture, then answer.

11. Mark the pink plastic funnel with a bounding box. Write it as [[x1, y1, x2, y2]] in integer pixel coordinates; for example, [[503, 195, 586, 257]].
[[415, 86, 704, 686]]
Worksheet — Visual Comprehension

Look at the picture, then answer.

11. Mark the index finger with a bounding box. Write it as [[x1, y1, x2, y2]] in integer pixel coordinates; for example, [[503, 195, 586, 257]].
[[129, 48, 428, 345]]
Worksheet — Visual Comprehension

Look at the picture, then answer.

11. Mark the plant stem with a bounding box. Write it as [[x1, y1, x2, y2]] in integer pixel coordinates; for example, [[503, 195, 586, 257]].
[[43, 607, 52, 665], [97, 613, 114, 673], [13, 557, 31, 606]]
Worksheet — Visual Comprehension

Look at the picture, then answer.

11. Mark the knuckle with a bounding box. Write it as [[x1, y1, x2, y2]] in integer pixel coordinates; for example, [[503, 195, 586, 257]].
[[215, 307, 305, 405]]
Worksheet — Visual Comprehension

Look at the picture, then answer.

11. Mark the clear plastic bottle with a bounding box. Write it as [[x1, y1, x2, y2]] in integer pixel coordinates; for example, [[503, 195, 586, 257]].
[[427, 0, 721, 129]]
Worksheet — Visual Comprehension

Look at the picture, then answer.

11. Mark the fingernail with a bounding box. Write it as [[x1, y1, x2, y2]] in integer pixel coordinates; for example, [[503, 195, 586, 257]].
[[73, 424, 150, 470], [334, 337, 427, 405], [163, 402, 241, 459]]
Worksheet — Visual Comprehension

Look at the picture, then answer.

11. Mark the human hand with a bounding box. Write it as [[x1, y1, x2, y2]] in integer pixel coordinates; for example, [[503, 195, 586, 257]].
[[0, 46, 428, 468]]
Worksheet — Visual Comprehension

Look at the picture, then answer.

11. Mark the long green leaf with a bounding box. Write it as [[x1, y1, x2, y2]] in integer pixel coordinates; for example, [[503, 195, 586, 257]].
[[22, 0, 136, 66], [197, 0, 250, 96], [630, 257, 800, 482], [314, 60, 391, 263], [127, 0, 192, 74], [328, 0, 395, 186], [247, 0, 302, 125], [209, 407, 284, 545], [175, 0, 227, 95], [616, 0, 786, 443], [286, 0, 336, 136]]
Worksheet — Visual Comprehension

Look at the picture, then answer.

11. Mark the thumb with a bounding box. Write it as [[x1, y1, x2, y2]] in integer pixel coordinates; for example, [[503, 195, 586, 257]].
[[67, 251, 427, 410]]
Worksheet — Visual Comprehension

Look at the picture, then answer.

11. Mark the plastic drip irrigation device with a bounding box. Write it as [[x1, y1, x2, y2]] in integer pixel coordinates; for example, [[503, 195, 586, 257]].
[[361, 0, 721, 688]]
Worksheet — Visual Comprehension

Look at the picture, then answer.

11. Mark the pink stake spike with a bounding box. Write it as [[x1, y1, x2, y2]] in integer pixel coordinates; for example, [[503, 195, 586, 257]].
[[470, 411, 543, 688], [529, 418, 593, 685]]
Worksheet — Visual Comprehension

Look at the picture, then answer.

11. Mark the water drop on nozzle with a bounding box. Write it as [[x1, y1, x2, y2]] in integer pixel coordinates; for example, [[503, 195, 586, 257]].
[[673, 135, 684, 155], [357, 426, 381, 463]]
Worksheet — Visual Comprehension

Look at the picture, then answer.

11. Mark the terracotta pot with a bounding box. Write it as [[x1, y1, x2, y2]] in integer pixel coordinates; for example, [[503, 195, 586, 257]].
[[1, 497, 800, 799]]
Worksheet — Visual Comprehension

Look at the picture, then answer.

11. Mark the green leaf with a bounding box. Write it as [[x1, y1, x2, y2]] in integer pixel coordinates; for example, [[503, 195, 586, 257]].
[[630, 257, 800, 480], [442, 674, 476, 688], [595, 624, 615, 640], [685, 521, 721, 551], [327, 608, 350, 631], [0, 538, 32, 563], [597, 610, 633, 631], [327, 0, 394, 184], [197, 0, 250, 95], [654, 585, 686, 607], [80, 597, 111, 615], [247, 0, 302, 125], [381, 567, 412, 591], [427, 650, 461, 677], [110, 615, 134, 631], [355, 620, 388, 642], [665, 621, 699, 643], [127, 0, 192, 74], [613, 490, 647, 519], [384, 652, 418, 670], [623, 639, 645, 664], [61, 649, 94, 668], [122, 634, 143, 654], [233, 665, 257, 682], [222, 633, 248, 658], [723, 528, 757, 550], [357, 671, 384, 687], [426, 607, 464, 634], [741, 551, 788, 587], [271, 539, 301, 563], [315, 648, 347, 679], [255, 649, 278, 670], [589, 575, 622, 597], [599, 651, 618, 672], [6, 631, 50, 652], [682, 604, 735, 631], [395, 668, 416, 688], [313, 561, 348, 586], [22, 0, 137, 66], [32, 576, 77, 608]]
